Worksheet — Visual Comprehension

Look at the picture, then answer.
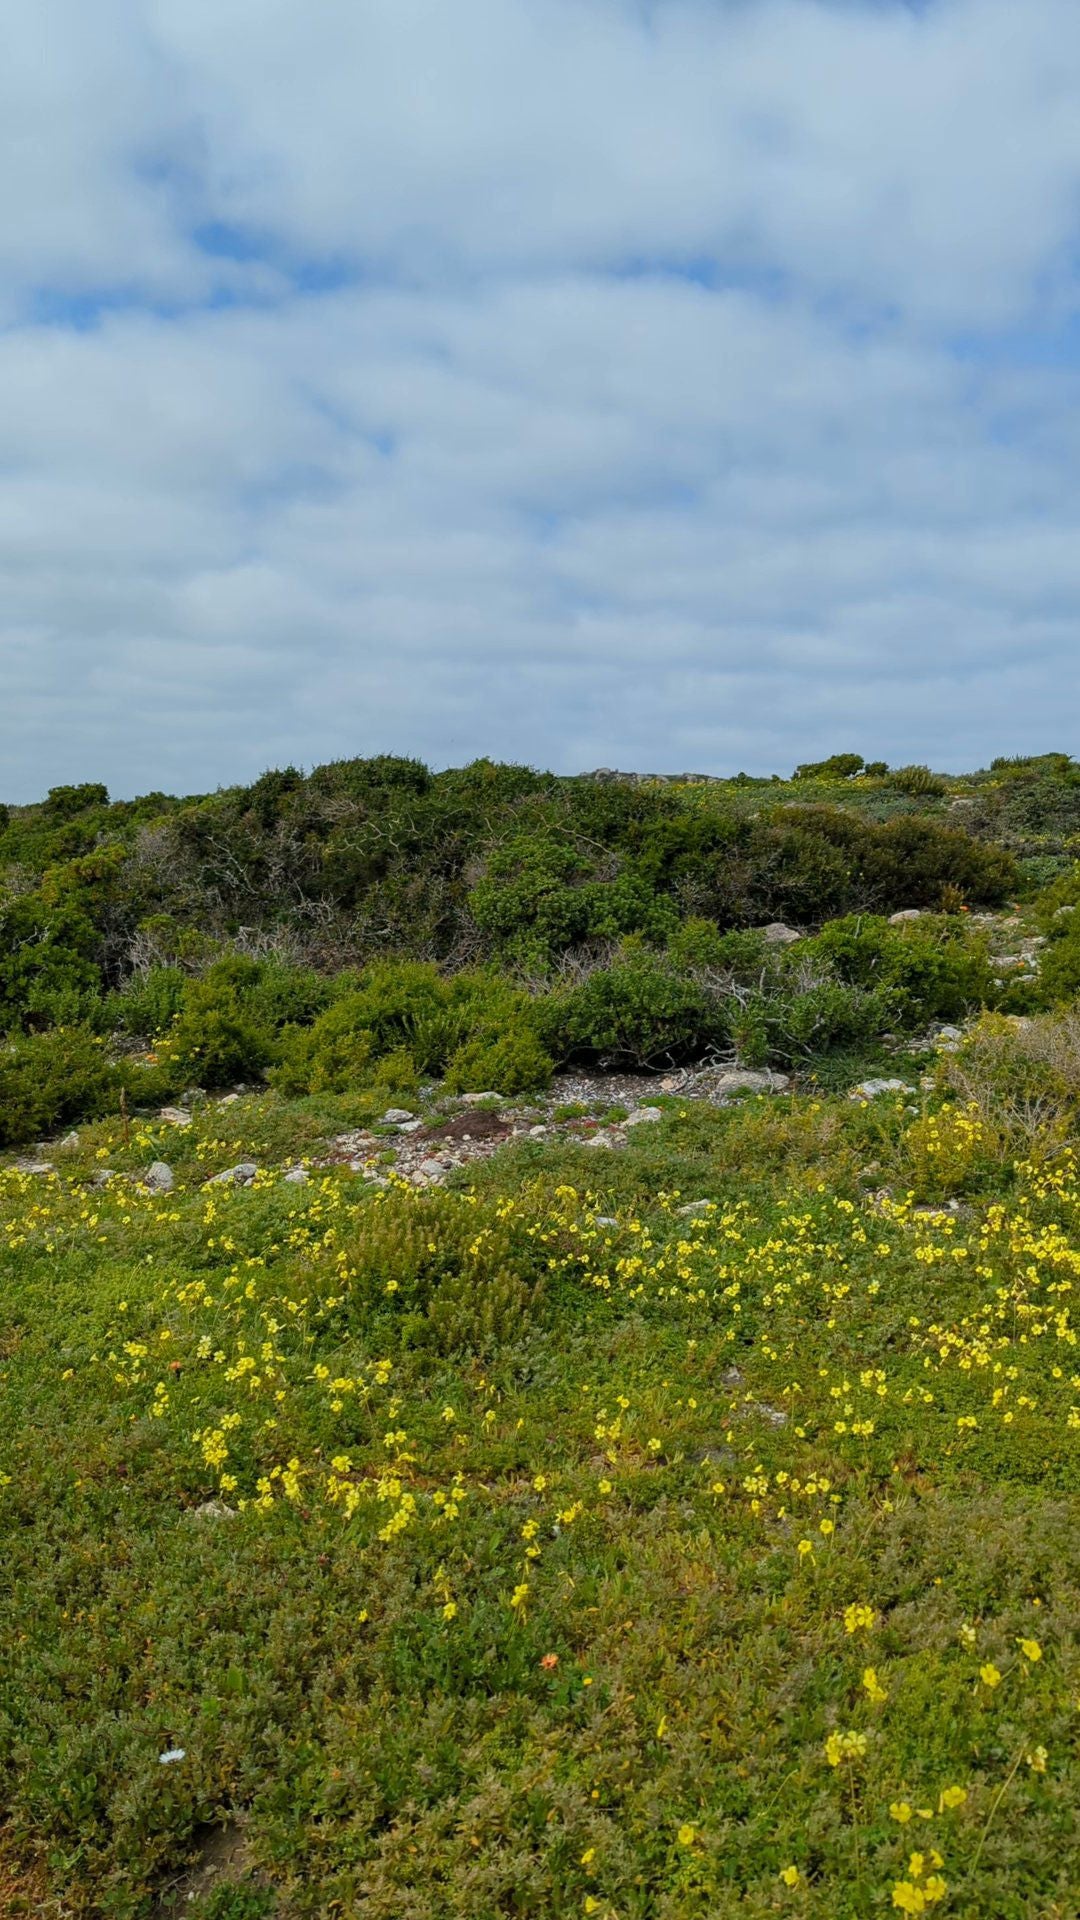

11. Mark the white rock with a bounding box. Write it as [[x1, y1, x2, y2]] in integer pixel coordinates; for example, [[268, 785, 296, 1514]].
[[282, 1166, 309, 1185], [888, 909, 923, 924], [713, 1069, 790, 1096], [159, 1107, 192, 1127], [218, 1092, 241, 1106], [381, 1108, 415, 1124], [145, 1161, 174, 1193], [206, 1161, 259, 1186], [759, 922, 802, 945], [456, 1091, 502, 1105], [623, 1106, 663, 1126], [396, 1119, 424, 1133], [850, 1079, 915, 1100], [677, 1199, 715, 1217], [419, 1158, 449, 1177]]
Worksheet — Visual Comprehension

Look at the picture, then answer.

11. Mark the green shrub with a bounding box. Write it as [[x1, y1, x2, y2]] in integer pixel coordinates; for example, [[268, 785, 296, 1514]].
[[0, 893, 101, 1031], [887, 764, 948, 797], [271, 996, 376, 1096], [443, 1026, 553, 1094], [156, 959, 274, 1087], [804, 914, 993, 1025], [792, 753, 865, 781], [1036, 925, 1080, 1004], [666, 919, 771, 978], [338, 1189, 545, 1354], [269, 963, 549, 1096], [539, 949, 726, 1067], [763, 979, 894, 1063], [105, 966, 187, 1039], [0, 1027, 118, 1147]]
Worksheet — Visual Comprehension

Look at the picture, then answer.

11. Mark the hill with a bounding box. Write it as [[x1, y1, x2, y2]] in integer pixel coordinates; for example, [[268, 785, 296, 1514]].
[[2, 752, 1080, 1916]]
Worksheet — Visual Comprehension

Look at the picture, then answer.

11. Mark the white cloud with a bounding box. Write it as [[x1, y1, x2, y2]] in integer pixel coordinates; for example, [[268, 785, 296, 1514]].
[[3, 1, 1080, 798]]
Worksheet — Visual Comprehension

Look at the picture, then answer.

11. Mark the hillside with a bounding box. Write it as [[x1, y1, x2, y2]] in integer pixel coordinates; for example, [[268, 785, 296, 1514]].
[[3, 752, 1080, 1917]]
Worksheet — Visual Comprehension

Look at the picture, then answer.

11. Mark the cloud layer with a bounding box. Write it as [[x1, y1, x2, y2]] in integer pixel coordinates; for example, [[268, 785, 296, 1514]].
[[3, 0, 1080, 799]]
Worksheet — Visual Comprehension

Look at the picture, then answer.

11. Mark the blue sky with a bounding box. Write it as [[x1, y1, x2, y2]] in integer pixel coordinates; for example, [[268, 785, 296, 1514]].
[[3, 0, 1080, 801]]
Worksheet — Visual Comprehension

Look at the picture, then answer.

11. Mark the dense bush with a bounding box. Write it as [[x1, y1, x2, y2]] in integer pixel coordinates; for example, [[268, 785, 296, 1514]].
[[538, 948, 727, 1067], [0, 1028, 118, 1147], [154, 957, 276, 1088], [271, 963, 553, 1096], [804, 914, 994, 1024]]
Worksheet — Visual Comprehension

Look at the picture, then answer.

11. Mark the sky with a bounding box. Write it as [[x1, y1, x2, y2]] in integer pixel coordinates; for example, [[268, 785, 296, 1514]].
[[3, 0, 1080, 802]]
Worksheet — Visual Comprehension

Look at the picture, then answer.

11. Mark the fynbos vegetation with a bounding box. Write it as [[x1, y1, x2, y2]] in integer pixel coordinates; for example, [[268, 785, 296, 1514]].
[[3, 751, 1080, 1917]]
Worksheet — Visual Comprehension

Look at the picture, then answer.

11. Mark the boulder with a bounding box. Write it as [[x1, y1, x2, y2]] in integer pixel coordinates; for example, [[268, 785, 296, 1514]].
[[159, 1107, 192, 1127], [206, 1161, 259, 1187], [888, 909, 923, 924], [381, 1108, 415, 1124], [282, 1165, 309, 1185], [623, 1106, 663, 1126], [759, 922, 802, 946], [145, 1161, 174, 1193]]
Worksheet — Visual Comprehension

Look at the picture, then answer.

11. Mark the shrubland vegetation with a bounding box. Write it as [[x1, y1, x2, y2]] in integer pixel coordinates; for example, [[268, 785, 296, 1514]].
[[3, 751, 1080, 1917]]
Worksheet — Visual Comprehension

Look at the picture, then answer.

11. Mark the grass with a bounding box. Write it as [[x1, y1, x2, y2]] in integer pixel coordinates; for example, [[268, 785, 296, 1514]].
[[2, 1086, 1079, 1918]]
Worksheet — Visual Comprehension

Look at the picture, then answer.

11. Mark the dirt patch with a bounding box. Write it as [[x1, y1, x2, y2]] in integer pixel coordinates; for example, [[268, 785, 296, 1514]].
[[425, 1109, 515, 1143], [0, 1835, 57, 1916], [153, 1821, 254, 1917]]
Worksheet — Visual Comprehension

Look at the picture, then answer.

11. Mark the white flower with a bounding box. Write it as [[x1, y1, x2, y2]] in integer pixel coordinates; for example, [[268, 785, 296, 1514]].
[[158, 1748, 186, 1765]]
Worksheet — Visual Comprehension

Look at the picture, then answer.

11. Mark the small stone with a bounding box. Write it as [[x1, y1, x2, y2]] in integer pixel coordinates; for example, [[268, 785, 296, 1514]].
[[850, 1079, 915, 1100], [88, 1168, 115, 1188], [158, 1107, 192, 1127], [418, 1158, 449, 1178], [189, 1498, 236, 1521], [529, 1124, 548, 1136], [396, 1119, 424, 1133], [145, 1161, 174, 1193], [623, 1106, 663, 1126], [14, 1159, 54, 1175], [381, 1108, 415, 1124], [677, 1199, 714, 1217], [180, 1088, 207, 1107], [594, 1215, 618, 1227], [282, 1165, 309, 1185], [759, 922, 802, 945], [935, 1025, 962, 1043], [218, 1092, 241, 1107], [206, 1161, 259, 1186], [888, 909, 923, 924], [456, 1091, 502, 1105]]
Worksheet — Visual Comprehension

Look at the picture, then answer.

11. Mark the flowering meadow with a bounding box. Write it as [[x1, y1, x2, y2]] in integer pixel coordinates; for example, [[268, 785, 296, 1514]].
[[2, 1080, 1078, 1918]]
